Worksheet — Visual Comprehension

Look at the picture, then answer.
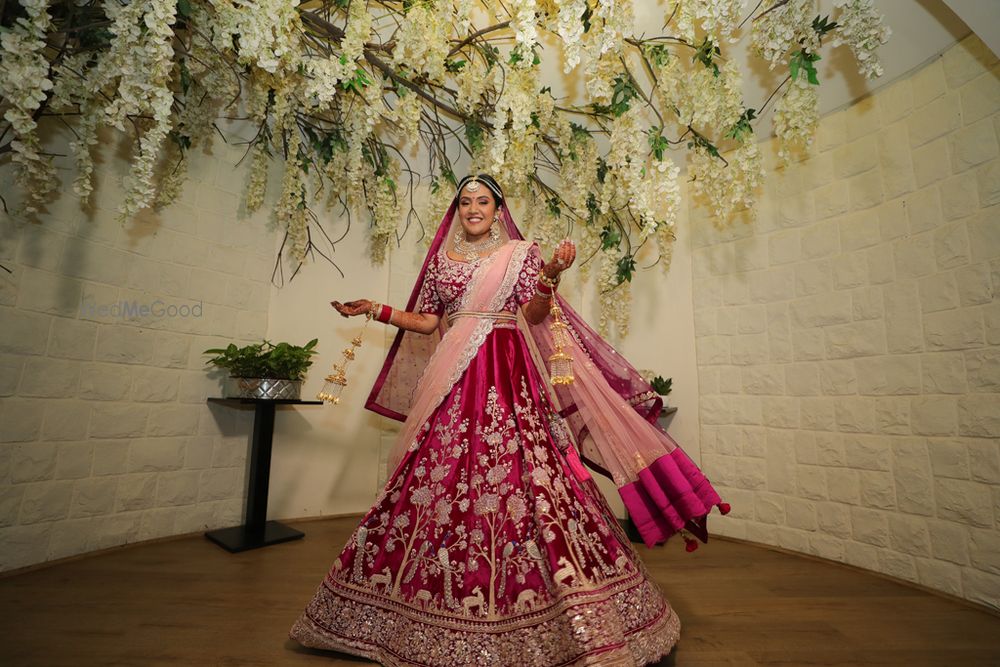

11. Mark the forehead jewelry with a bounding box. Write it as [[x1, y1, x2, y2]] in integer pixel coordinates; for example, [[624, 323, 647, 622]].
[[464, 177, 482, 192]]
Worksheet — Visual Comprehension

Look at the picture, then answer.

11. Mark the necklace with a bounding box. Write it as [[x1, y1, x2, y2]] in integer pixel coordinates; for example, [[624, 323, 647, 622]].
[[454, 223, 502, 262]]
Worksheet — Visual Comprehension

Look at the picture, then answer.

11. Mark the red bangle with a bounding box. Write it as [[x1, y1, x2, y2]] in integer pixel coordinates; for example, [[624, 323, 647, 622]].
[[377, 304, 392, 323], [535, 280, 554, 296]]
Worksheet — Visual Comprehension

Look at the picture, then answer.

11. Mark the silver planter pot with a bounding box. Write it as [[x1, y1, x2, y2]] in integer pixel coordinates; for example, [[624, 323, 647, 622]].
[[226, 377, 302, 400]]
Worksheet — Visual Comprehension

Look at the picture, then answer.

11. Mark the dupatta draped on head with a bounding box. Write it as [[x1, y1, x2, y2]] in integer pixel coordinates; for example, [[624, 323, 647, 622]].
[[365, 184, 726, 548]]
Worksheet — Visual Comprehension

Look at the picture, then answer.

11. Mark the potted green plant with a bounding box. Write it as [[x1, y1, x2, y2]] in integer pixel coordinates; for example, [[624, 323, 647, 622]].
[[641, 370, 675, 431], [203, 338, 319, 400], [650, 375, 672, 404]]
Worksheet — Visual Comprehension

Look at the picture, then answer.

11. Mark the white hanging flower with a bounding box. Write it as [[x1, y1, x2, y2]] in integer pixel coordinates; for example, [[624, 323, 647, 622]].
[[510, 0, 540, 52], [689, 137, 763, 220], [832, 0, 890, 79], [675, 57, 743, 133], [597, 247, 631, 339], [344, 68, 384, 190], [455, 0, 475, 33], [773, 77, 818, 163], [584, 51, 618, 106], [369, 158, 402, 264], [305, 58, 352, 108], [456, 56, 488, 113], [669, 0, 745, 44], [751, 0, 818, 70], [655, 222, 677, 275], [391, 3, 448, 82], [106, 0, 179, 222], [0, 0, 55, 212], [246, 142, 270, 213], [646, 157, 681, 239], [342, 0, 373, 64], [560, 127, 597, 218], [555, 0, 588, 71], [211, 0, 302, 75], [593, 0, 634, 56], [392, 92, 423, 145]]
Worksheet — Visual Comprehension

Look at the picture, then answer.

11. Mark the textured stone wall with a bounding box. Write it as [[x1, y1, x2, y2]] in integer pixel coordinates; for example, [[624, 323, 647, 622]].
[[0, 127, 278, 571], [693, 35, 1000, 609]]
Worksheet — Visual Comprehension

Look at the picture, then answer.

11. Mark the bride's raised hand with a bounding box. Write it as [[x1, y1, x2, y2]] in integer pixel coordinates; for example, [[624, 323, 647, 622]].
[[331, 299, 372, 318], [545, 239, 576, 278]]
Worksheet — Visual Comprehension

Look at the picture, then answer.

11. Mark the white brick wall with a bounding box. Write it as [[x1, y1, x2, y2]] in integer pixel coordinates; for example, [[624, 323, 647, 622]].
[[0, 125, 277, 571], [694, 35, 1000, 610]]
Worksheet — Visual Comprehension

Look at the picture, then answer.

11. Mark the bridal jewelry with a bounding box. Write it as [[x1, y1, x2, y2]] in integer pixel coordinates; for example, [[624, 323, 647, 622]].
[[548, 299, 575, 385], [317, 319, 371, 405], [454, 222, 502, 262]]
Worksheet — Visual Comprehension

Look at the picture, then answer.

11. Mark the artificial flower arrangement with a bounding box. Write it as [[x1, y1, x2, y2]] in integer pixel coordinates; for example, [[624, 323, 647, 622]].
[[1, 0, 889, 338]]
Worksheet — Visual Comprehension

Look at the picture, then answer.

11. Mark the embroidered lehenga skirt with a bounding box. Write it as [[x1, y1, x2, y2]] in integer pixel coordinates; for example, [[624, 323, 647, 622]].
[[290, 326, 680, 666]]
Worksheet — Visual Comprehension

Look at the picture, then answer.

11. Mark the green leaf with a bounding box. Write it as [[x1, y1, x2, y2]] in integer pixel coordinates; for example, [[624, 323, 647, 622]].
[[581, 4, 593, 32], [644, 44, 670, 68], [648, 126, 668, 161], [615, 254, 637, 284], [692, 38, 721, 77], [477, 44, 501, 68], [650, 375, 672, 395], [609, 75, 637, 117], [445, 59, 466, 73], [790, 50, 822, 85], [179, 59, 192, 95], [570, 123, 591, 141], [689, 134, 720, 159], [726, 108, 757, 141], [464, 119, 485, 153], [811, 14, 839, 38], [585, 193, 599, 223], [547, 197, 562, 217], [596, 157, 609, 183], [600, 225, 621, 250], [177, 0, 193, 20], [168, 131, 192, 151]]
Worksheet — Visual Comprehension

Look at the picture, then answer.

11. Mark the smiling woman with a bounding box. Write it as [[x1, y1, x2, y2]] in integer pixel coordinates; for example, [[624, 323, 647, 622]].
[[291, 174, 726, 665]]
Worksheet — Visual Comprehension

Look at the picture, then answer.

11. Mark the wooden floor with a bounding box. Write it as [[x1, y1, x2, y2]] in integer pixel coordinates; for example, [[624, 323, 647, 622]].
[[2, 516, 999, 666]]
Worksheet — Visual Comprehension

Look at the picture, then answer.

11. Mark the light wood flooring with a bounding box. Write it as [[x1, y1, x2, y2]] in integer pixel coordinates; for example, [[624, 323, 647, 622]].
[[2, 516, 999, 666]]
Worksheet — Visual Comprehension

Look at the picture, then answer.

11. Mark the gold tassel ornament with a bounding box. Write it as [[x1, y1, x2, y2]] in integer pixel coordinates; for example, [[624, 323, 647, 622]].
[[316, 314, 372, 405], [548, 299, 575, 386]]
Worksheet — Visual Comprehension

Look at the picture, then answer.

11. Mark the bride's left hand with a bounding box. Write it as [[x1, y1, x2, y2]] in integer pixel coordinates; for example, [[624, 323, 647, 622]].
[[545, 239, 576, 278]]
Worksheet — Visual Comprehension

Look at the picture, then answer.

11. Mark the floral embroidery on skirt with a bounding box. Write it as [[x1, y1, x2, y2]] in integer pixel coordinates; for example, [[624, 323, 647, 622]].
[[290, 328, 680, 666]]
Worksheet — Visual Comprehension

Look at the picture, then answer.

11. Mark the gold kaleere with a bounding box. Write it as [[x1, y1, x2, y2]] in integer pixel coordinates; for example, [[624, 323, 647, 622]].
[[317, 324, 370, 405], [548, 300, 574, 385]]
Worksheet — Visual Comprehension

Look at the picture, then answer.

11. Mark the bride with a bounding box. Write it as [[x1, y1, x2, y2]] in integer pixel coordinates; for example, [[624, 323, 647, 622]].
[[289, 174, 726, 666]]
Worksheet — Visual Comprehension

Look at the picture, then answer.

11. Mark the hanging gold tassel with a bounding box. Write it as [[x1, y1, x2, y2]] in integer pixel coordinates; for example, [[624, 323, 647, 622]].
[[548, 300, 574, 385], [317, 323, 370, 404]]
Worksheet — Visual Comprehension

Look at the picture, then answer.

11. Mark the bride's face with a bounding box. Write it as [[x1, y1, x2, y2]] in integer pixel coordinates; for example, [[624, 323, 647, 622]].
[[457, 185, 498, 239]]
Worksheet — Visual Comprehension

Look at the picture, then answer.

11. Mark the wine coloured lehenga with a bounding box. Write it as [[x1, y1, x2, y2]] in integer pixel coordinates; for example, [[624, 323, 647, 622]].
[[290, 197, 725, 667]]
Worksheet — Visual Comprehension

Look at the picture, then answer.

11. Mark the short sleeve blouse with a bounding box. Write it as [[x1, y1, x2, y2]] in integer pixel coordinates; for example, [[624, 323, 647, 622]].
[[415, 242, 545, 317]]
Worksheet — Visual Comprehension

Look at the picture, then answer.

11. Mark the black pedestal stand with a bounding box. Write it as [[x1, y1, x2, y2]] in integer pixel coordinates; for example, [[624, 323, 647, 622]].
[[204, 398, 321, 553]]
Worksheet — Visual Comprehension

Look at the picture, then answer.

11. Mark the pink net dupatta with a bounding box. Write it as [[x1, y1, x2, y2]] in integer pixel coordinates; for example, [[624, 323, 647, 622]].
[[369, 239, 530, 475], [364, 201, 458, 425], [524, 309, 724, 548]]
